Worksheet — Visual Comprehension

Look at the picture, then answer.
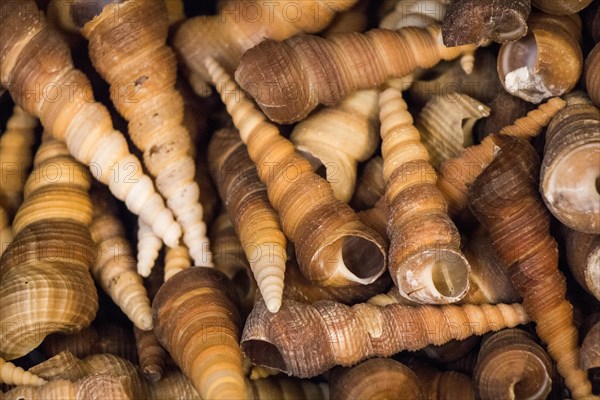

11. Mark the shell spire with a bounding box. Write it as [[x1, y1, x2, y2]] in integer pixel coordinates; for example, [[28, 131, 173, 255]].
[[205, 57, 387, 287], [0, 0, 181, 247], [0, 357, 46, 386], [136, 219, 162, 277]]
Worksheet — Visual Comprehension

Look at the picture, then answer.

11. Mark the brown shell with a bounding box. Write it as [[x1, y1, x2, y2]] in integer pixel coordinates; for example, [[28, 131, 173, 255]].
[[540, 95, 600, 233], [585, 43, 600, 108], [581, 315, 600, 370], [498, 12, 583, 103], [474, 329, 553, 400], [468, 137, 593, 398], [564, 227, 600, 300], [152, 267, 245, 399], [402, 356, 476, 400], [584, 2, 600, 43], [0, 0, 181, 247], [0, 206, 12, 256], [235, 25, 475, 123], [133, 327, 167, 383], [531, 0, 594, 15], [242, 297, 529, 378], [350, 156, 385, 211], [206, 58, 387, 287]]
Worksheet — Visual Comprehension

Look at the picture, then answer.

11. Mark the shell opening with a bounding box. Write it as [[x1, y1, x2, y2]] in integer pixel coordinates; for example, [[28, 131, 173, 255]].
[[242, 340, 287, 373], [340, 236, 385, 280]]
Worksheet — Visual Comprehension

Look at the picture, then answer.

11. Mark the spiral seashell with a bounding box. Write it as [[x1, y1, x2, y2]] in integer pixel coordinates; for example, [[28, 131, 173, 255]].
[[242, 297, 529, 378], [0, 206, 11, 256], [209, 128, 287, 313], [474, 329, 553, 400], [329, 358, 425, 399], [581, 315, 600, 371], [468, 136, 593, 398], [53, 0, 212, 266], [153, 267, 245, 399], [477, 91, 534, 139], [163, 244, 191, 282], [585, 43, 600, 108], [89, 186, 153, 331], [442, 0, 531, 46], [210, 212, 258, 316], [133, 327, 167, 383], [564, 227, 600, 301], [235, 24, 476, 123], [0, 1, 181, 247], [531, 0, 594, 15], [246, 376, 329, 399], [0, 135, 98, 360], [350, 156, 385, 211], [136, 219, 162, 278], [540, 95, 600, 233], [173, 0, 359, 88], [0, 357, 46, 386], [437, 97, 566, 218], [498, 12, 583, 103], [0, 106, 37, 217], [379, 86, 471, 304], [290, 89, 380, 203], [415, 93, 490, 169], [206, 58, 387, 287], [402, 356, 476, 399]]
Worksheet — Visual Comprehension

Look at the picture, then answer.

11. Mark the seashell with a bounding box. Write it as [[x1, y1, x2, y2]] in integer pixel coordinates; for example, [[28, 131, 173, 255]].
[[206, 58, 387, 287], [584, 2, 600, 43], [468, 136, 593, 398], [540, 95, 600, 233], [477, 91, 534, 139], [586, 43, 600, 108], [0, 357, 46, 386], [246, 376, 329, 400], [415, 93, 490, 169], [461, 227, 521, 305], [474, 329, 553, 400], [442, 0, 531, 46], [0, 106, 37, 217], [531, 0, 594, 15], [163, 244, 191, 282], [356, 198, 388, 239], [234, 25, 476, 123], [329, 358, 425, 400], [367, 286, 419, 307], [89, 186, 153, 331], [0, 206, 12, 256], [136, 219, 162, 278], [0, 136, 98, 360], [152, 267, 246, 399], [133, 327, 167, 383], [0, 1, 181, 247], [55, 0, 212, 266], [291, 89, 380, 203], [497, 12, 583, 103], [402, 356, 476, 399], [581, 314, 600, 370], [446, 349, 479, 376], [173, 0, 360, 89], [210, 212, 258, 317], [564, 227, 600, 301], [350, 156, 385, 211], [321, 0, 369, 37], [165, 0, 185, 26], [379, 87, 471, 304], [437, 97, 566, 218], [242, 297, 529, 378], [209, 128, 287, 312]]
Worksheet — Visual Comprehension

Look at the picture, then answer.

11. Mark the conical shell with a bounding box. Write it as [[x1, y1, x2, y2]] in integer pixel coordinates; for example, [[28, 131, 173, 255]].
[[133, 326, 167, 383], [136, 219, 162, 278], [0, 1, 181, 247], [206, 58, 387, 287], [235, 24, 475, 123], [0, 357, 46, 386], [152, 267, 246, 399], [163, 245, 191, 282], [379, 86, 471, 304], [468, 136, 593, 398], [242, 297, 529, 378], [0, 136, 98, 360], [209, 128, 287, 313], [474, 329, 553, 400], [291, 89, 380, 203]]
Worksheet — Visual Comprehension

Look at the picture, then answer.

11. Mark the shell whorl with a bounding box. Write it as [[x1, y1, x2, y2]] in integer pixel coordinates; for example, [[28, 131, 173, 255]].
[[163, 244, 191, 282], [0, 357, 46, 386], [0, 1, 181, 247], [235, 24, 475, 123], [78, 0, 211, 266], [136, 219, 162, 277], [206, 57, 387, 287], [379, 86, 470, 304]]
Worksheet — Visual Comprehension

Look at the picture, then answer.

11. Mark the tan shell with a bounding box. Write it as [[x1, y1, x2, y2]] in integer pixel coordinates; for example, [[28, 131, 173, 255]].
[[235, 24, 475, 123], [350, 156, 385, 210], [246, 376, 329, 400], [321, 0, 369, 37], [209, 128, 287, 312], [206, 58, 387, 287], [0, 136, 98, 360], [379, 87, 471, 304], [356, 198, 388, 240], [415, 93, 490, 169], [540, 95, 600, 233], [291, 89, 380, 203], [0, 357, 46, 386], [163, 245, 191, 282], [153, 267, 245, 399], [242, 297, 529, 377], [531, 0, 594, 15], [0, 1, 181, 247], [0, 106, 37, 217], [402, 356, 476, 399], [564, 227, 600, 301], [136, 219, 162, 278], [474, 329, 553, 400], [498, 12, 583, 103], [329, 358, 425, 400], [468, 137, 593, 398]]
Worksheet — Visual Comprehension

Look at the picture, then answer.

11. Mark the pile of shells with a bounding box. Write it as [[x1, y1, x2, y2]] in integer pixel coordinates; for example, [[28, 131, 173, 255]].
[[0, 0, 598, 399]]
